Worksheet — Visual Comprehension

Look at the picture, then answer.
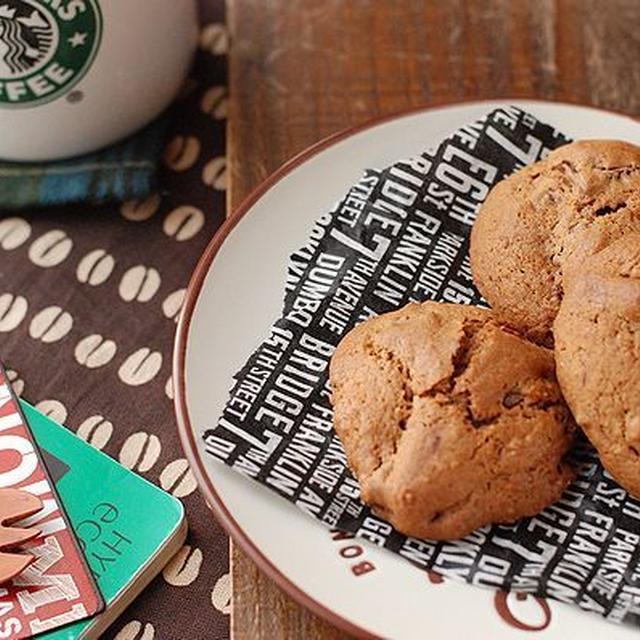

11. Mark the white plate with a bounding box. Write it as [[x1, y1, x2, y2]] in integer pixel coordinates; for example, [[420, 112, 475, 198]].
[[174, 100, 640, 639]]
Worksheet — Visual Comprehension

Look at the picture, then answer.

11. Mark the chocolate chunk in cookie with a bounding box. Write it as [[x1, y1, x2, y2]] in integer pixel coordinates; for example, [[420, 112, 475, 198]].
[[329, 302, 575, 540]]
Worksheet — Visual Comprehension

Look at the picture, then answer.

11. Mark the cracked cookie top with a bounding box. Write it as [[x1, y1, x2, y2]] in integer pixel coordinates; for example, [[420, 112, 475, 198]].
[[329, 301, 575, 540], [470, 140, 640, 345]]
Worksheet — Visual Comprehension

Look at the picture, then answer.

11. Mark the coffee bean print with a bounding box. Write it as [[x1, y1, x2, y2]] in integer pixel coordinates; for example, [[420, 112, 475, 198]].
[[114, 621, 155, 640], [119, 266, 161, 303], [0, 294, 27, 332], [163, 545, 203, 587], [0, 20, 229, 640], [201, 85, 227, 119], [160, 459, 197, 498], [118, 348, 163, 386], [165, 376, 174, 400], [200, 23, 228, 55], [0, 217, 31, 250], [162, 289, 186, 323], [76, 415, 113, 451], [6, 369, 24, 396], [77, 249, 115, 286], [120, 194, 162, 222], [29, 306, 73, 343], [35, 399, 67, 424], [211, 572, 231, 615], [28, 230, 73, 268], [119, 431, 162, 473], [202, 157, 227, 190], [163, 206, 205, 242], [74, 334, 117, 369], [164, 135, 201, 172]]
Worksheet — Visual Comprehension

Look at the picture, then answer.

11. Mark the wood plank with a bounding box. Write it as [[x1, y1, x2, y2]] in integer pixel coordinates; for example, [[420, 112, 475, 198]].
[[227, 0, 640, 637]]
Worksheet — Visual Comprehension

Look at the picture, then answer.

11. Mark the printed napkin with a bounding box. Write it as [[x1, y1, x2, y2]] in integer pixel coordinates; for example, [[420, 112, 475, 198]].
[[204, 106, 640, 626]]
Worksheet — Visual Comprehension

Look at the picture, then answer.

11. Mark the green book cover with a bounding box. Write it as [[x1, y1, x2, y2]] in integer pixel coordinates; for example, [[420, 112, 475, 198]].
[[20, 401, 186, 640]]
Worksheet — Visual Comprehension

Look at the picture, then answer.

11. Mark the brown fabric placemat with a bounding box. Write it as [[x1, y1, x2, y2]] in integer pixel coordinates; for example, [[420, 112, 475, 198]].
[[0, 1, 229, 638]]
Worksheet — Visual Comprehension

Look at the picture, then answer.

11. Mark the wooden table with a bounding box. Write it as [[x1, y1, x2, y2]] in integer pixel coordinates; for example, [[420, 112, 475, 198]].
[[227, 1, 640, 637]]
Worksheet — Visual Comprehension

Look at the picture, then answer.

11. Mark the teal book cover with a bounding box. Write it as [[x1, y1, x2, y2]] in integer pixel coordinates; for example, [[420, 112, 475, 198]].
[[21, 401, 187, 640]]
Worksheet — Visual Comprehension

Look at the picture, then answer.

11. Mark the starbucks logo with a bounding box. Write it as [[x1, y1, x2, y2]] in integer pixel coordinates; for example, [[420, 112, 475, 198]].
[[0, 0, 101, 107], [0, 3, 56, 78]]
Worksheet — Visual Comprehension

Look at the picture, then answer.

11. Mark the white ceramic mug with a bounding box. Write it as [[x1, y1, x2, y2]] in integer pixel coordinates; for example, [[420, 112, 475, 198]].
[[0, 0, 198, 161]]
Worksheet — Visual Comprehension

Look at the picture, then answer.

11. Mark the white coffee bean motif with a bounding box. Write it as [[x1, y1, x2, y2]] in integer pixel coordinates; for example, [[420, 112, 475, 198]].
[[0, 217, 31, 250], [0, 25, 232, 636], [77, 249, 115, 286], [211, 572, 231, 615], [28, 230, 73, 268], [201, 85, 227, 119], [120, 193, 162, 222], [162, 289, 186, 323], [162, 545, 203, 587], [119, 266, 161, 303], [119, 432, 162, 472], [0, 293, 27, 332], [77, 415, 113, 451], [202, 157, 227, 190], [164, 135, 201, 172], [29, 306, 73, 343], [118, 348, 162, 386], [199, 23, 228, 55], [163, 206, 204, 242], [35, 399, 67, 424], [6, 369, 24, 396], [114, 621, 155, 640], [160, 459, 197, 498], [164, 376, 174, 400], [75, 334, 117, 369]]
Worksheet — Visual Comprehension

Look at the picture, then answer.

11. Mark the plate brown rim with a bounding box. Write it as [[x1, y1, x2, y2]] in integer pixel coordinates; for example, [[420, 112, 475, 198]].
[[173, 98, 640, 639]]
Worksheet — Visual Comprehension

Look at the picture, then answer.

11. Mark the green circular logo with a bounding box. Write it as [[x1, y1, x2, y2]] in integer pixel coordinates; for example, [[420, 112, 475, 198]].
[[0, 0, 102, 107]]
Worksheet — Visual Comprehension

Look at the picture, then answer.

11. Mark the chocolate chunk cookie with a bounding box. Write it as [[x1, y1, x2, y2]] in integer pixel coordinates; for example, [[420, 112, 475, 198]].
[[329, 302, 575, 540], [554, 233, 640, 498], [470, 140, 640, 345]]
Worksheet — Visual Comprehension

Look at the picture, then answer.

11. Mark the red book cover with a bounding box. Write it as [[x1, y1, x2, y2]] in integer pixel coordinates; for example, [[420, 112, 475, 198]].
[[0, 367, 103, 638]]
